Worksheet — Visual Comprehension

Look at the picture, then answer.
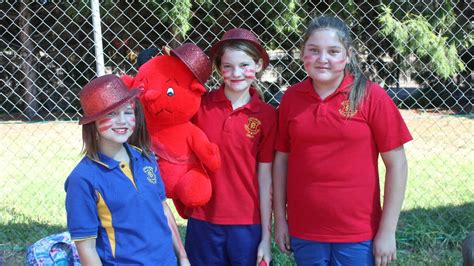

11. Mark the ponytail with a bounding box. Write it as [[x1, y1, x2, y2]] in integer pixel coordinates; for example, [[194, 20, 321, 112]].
[[347, 49, 367, 113]]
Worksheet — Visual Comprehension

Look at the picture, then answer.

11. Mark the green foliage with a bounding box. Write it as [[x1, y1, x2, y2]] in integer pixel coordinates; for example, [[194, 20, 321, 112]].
[[62, 1, 192, 39], [169, 0, 193, 38], [62, 1, 115, 18], [378, 4, 465, 79], [194, 0, 217, 24], [196, 0, 214, 7], [273, 0, 302, 35]]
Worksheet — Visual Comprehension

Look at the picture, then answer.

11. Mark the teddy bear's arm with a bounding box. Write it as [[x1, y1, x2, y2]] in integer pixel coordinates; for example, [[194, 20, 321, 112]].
[[188, 125, 221, 172]]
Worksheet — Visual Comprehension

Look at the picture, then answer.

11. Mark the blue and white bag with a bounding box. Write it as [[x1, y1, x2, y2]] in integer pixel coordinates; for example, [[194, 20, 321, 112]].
[[26, 231, 80, 266]]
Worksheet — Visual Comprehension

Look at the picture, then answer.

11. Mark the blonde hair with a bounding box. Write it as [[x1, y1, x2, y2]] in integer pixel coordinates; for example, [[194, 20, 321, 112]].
[[302, 16, 367, 113], [81, 99, 151, 160], [213, 40, 265, 99]]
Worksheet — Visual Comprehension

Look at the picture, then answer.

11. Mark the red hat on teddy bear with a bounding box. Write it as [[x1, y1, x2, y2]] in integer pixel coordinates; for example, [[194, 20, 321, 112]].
[[169, 43, 212, 85]]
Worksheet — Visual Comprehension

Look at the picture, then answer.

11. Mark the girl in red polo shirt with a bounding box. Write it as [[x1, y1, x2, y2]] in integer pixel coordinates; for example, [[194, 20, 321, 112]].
[[274, 16, 412, 266], [185, 28, 276, 266]]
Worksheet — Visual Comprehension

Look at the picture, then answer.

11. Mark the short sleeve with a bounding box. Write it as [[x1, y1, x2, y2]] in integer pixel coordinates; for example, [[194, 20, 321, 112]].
[[65, 172, 99, 240], [257, 107, 277, 163], [365, 84, 413, 152], [275, 92, 291, 152]]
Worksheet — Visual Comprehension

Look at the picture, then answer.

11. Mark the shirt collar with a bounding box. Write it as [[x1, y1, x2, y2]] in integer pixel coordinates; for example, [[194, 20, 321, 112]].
[[90, 143, 139, 169], [212, 84, 261, 112], [294, 74, 354, 95], [211, 84, 228, 102]]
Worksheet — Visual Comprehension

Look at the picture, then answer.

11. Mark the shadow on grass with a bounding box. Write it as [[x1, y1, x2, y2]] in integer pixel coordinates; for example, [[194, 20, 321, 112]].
[[0, 215, 66, 250], [0, 208, 66, 265], [395, 202, 474, 264]]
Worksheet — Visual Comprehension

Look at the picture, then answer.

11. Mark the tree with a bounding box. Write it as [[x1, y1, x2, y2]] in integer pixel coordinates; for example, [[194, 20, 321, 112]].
[[1, 1, 471, 120], [378, 1, 471, 112]]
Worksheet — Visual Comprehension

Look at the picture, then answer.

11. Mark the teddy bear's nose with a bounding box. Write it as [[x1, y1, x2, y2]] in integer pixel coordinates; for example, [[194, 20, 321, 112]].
[[166, 87, 175, 96]]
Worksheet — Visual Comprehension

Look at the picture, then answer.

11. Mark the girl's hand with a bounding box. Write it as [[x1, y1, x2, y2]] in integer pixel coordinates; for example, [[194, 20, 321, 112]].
[[178, 257, 191, 266], [373, 230, 397, 266], [274, 217, 291, 254], [256, 238, 272, 265]]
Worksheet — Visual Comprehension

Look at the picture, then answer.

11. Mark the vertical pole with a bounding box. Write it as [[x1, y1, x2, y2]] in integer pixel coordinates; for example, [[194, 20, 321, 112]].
[[20, 0, 38, 120], [91, 0, 105, 76]]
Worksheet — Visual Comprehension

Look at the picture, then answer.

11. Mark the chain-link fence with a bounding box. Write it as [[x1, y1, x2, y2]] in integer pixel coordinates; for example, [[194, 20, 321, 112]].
[[1, 1, 472, 264]]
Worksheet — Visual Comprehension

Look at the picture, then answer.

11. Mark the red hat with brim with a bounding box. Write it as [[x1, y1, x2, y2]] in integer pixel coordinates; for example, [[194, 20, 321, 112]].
[[169, 43, 212, 85], [78, 74, 142, 125], [208, 28, 270, 69]]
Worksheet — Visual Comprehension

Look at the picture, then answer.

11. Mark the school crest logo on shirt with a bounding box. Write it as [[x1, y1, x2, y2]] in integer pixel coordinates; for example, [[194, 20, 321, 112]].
[[244, 117, 261, 138], [143, 166, 157, 184], [338, 100, 357, 118]]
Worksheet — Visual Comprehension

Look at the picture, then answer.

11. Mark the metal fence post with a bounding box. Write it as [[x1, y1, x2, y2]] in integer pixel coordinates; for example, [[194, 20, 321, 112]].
[[91, 0, 105, 76]]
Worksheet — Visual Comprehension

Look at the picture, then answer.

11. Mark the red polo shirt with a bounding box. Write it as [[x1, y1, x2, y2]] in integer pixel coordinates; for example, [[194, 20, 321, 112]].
[[276, 75, 412, 242], [186, 86, 277, 224]]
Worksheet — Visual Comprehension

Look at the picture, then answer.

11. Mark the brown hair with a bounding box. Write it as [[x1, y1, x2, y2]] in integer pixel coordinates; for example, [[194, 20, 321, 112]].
[[302, 15, 367, 113], [213, 40, 265, 98], [81, 99, 152, 160]]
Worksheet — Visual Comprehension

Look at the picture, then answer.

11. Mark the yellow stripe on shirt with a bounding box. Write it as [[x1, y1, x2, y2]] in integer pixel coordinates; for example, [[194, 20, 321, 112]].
[[96, 191, 116, 257]]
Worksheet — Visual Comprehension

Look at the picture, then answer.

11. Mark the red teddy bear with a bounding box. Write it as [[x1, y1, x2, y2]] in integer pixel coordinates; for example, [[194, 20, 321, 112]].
[[124, 43, 220, 218]]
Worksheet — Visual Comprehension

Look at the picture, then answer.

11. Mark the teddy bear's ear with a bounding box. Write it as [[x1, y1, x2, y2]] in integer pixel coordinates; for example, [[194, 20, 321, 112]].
[[120, 75, 135, 88], [190, 79, 206, 94]]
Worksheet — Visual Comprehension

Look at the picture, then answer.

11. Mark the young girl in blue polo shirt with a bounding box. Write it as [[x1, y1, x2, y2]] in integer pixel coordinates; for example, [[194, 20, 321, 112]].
[[184, 28, 276, 266], [65, 74, 189, 265]]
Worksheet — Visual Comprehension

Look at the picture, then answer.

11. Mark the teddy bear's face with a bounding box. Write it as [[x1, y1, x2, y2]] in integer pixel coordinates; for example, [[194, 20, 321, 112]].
[[134, 55, 205, 127]]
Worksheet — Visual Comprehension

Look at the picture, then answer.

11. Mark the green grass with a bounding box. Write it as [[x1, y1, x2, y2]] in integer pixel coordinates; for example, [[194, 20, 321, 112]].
[[1, 113, 473, 265]]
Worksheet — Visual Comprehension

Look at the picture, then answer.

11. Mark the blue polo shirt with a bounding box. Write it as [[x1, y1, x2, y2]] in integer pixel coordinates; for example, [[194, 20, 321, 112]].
[[65, 143, 176, 265]]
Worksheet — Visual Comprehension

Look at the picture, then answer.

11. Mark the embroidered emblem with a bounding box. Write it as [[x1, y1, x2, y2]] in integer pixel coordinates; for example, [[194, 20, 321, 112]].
[[143, 166, 157, 184], [338, 100, 357, 118], [244, 117, 261, 138]]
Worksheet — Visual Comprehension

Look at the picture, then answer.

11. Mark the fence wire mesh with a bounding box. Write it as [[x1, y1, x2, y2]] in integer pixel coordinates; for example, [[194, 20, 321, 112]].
[[0, 1, 472, 264]]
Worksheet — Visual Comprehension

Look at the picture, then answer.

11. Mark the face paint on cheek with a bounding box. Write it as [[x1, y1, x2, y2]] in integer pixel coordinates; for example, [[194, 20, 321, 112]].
[[98, 124, 112, 133], [244, 69, 256, 79], [97, 118, 112, 133], [332, 57, 348, 71], [98, 118, 112, 125], [303, 54, 314, 61], [302, 54, 315, 69], [222, 69, 231, 80]]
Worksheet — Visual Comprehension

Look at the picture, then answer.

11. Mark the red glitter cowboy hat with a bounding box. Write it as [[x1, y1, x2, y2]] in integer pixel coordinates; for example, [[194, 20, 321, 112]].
[[208, 28, 270, 69], [78, 74, 142, 125], [167, 43, 212, 85]]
